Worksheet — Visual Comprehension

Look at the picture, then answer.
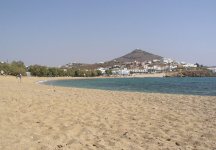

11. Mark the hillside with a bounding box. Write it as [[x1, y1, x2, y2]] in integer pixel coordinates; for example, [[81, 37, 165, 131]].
[[62, 49, 164, 69], [112, 49, 163, 62]]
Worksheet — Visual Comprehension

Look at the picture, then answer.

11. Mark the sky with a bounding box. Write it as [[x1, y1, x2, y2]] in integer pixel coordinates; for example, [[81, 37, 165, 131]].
[[0, 0, 216, 66]]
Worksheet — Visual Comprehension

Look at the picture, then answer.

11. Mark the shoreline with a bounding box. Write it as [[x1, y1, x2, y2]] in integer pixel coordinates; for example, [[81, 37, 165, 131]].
[[35, 73, 165, 84], [39, 76, 216, 97], [0, 76, 216, 149]]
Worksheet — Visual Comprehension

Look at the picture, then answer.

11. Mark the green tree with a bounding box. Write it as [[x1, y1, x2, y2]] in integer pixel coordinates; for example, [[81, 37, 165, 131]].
[[105, 69, 112, 76], [74, 70, 80, 77], [66, 69, 75, 77], [28, 65, 48, 77], [10, 61, 26, 76], [96, 70, 102, 76], [0, 63, 10, 75]]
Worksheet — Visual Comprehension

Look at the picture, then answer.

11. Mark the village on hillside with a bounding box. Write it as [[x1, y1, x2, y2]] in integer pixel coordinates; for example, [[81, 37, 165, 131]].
[[1, 49, 216, 77], [98, 58, 199, 76], [61, 49, 216, 77]]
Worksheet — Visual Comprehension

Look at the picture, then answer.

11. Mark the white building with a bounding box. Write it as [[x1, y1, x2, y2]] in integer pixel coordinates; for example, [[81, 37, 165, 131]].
[[118, 68, 130, 75], [129, 69, 148, 73], [208, 67, 216, 73], [152, 59, 160, 63], [26, 72, 31, 77], [163, 58, 174, 64], [97, 67, 108, 74], [183, 63, 197, 68], [170, 65, 178, 70], [112, 68, 130, 75], [147, 61, 152, 64]]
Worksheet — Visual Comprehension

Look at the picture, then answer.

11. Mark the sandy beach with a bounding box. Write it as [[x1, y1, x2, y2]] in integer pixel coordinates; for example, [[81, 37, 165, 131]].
[[0, 76, 216, 150]]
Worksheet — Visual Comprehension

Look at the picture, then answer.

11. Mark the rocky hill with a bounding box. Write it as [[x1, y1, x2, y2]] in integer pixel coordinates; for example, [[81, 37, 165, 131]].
[[62, 49, 164, 69], [112, 49, 163, 62]]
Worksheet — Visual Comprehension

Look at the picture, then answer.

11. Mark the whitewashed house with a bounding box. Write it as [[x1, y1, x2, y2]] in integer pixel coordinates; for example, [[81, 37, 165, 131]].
[[208, 67, 216, 73], [112, 68, 130, 75], [183, 63, 197, 68], [97, 67, 108, 74], [163, 58, 174, 64], [153, 59, 160, 63], [129, 69, 148, 73]]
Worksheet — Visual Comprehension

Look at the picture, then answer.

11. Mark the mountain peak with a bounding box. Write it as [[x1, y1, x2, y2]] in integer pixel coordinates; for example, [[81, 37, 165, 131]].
[[132, 49, 143, 52], [113, 49, 163, 62]]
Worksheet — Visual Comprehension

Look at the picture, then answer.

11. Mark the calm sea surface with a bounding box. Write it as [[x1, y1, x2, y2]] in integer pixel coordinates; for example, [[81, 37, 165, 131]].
[[44, 77, 216, 96]]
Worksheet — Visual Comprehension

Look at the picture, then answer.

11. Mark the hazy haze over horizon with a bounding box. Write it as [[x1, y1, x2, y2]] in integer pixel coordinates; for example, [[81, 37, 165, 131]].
[[0, 0, 216, 66]]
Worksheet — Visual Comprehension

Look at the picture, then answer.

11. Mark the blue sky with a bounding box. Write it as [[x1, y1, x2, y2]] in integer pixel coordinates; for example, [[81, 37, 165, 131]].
[[0, 0, 216, 66]]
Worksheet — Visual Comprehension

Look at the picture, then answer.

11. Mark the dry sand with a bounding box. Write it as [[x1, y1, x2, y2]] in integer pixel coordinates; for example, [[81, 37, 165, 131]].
[[0, 76, 216, 150]]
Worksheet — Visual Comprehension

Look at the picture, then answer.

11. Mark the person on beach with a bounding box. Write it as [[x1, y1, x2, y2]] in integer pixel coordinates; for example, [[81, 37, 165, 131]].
[[17, 73, 22, 82]]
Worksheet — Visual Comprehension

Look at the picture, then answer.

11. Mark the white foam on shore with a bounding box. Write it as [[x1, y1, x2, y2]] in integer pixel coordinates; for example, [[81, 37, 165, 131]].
[[36, 80, 48, 84]]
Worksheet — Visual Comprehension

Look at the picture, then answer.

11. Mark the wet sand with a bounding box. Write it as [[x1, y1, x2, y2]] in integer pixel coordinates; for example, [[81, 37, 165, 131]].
[[0, 76, 216, 150]]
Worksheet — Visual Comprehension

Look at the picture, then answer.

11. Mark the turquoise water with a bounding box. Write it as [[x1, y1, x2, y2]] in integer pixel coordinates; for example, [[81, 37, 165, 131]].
[[44, 77, 216, 96]]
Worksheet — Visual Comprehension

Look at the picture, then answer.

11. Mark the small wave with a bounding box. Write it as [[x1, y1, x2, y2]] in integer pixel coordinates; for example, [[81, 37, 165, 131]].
[[36, 80, 48, 84]]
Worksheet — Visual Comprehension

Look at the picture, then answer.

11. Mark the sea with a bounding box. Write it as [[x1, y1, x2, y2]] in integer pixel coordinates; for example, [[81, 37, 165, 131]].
[[44, 77, 216, 96]]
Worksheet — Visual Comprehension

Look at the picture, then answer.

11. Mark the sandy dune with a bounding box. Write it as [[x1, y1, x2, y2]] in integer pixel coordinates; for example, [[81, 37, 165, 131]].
[[0, 76, 216, 150]]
